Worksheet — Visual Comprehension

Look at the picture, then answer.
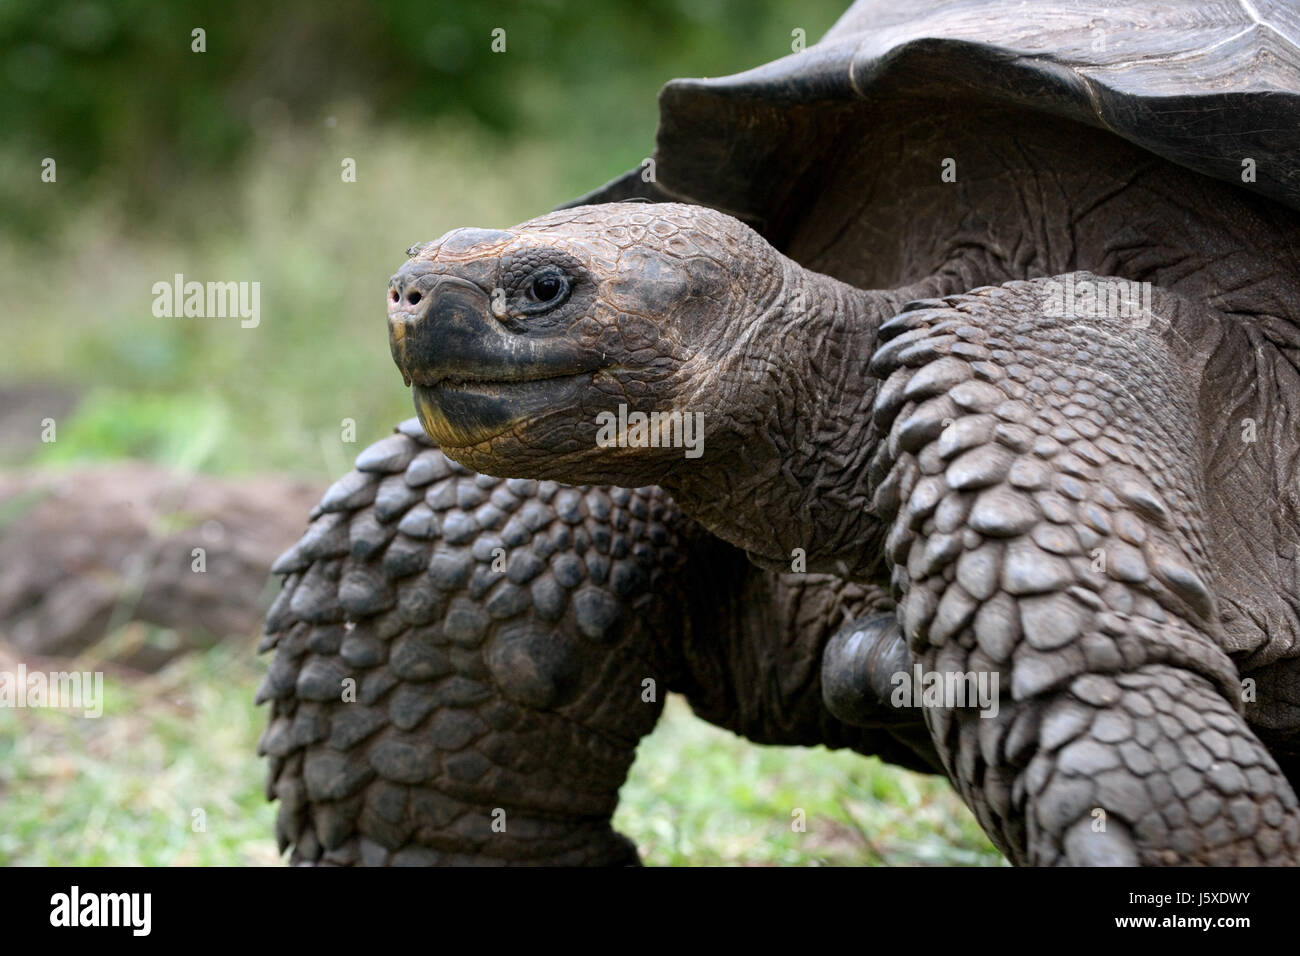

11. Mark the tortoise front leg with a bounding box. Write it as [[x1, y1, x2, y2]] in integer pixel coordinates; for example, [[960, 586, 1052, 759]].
[[261, 423, 940, 865], [867, 275, 1300, 865]]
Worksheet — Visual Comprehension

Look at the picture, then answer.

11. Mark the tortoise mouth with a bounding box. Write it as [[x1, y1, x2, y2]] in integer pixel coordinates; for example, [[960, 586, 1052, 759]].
[[389, 272, 609, 447], [413, 371, 595, 447]]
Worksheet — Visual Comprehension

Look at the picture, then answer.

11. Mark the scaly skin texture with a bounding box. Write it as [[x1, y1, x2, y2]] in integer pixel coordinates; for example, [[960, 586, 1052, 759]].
[[259, 417, 681, 865], [867, 280, 1299, 863], [389, 204, 945, 578], [260, 420, 936, 865], [385, 192, 1300, 863]]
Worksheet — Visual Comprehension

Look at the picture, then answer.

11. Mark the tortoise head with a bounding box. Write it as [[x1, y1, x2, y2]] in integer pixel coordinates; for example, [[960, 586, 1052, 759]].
[[387, 202, 787, 488]]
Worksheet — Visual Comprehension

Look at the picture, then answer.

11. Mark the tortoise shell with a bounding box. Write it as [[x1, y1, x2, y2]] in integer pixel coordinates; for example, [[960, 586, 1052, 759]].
[[572, 0, 1300, 220]]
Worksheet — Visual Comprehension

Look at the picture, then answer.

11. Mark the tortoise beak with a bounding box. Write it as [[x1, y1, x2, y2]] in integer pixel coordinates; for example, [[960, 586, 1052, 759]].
[[386, 263, 605, 447]]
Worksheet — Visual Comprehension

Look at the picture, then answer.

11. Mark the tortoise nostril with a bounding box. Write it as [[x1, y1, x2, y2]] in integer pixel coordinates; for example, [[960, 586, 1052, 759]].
[[390, 289, 399, 303], [407, 290, 422, 305]]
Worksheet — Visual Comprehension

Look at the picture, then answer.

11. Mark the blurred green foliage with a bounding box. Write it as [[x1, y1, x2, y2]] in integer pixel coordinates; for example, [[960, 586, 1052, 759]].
[[0, 0, 850, 477], [2, 0, 848, 234], [2, 123, 612, 475]]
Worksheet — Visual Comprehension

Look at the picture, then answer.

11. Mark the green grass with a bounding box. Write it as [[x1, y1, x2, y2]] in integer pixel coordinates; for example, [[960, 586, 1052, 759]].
[[0, 640, 279, 866], [617, 696, 1002, 866], [0, 637, 1000, 866]]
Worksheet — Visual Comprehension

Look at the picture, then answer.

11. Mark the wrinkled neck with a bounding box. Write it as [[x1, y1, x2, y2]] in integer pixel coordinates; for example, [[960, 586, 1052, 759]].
[[663, 257, 947, 580]]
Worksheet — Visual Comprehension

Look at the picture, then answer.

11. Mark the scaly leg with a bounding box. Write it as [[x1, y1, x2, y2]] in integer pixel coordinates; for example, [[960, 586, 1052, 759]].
[[867, 275, 1300, 864], [261, 421, 938, 865]]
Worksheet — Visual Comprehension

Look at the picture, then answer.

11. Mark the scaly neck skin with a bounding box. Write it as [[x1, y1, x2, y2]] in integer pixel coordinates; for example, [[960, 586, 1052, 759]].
[[661, 256, 951, 581]]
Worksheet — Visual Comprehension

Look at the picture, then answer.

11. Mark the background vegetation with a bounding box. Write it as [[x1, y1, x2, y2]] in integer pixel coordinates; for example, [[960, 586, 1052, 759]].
[[0, 0, 1001, 865]]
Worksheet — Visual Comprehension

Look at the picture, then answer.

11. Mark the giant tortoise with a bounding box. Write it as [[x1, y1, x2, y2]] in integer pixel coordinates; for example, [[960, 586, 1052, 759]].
[[264, 0, 1300, 865]]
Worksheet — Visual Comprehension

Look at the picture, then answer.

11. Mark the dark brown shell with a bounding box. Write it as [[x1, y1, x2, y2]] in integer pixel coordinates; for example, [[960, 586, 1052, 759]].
[[571, 0, 1300, 217]]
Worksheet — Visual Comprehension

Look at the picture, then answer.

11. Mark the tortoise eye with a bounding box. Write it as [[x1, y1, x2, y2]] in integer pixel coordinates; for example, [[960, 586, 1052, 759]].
[[520, 269, 571, 313], [532, 275, 562, 301]]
